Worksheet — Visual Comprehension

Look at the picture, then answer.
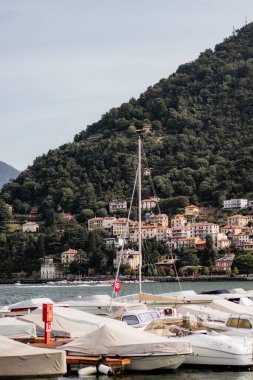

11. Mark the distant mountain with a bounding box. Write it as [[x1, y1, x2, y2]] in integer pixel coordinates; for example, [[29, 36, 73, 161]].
[[0, 161, 20, 188], [1, 22, 253, 213]]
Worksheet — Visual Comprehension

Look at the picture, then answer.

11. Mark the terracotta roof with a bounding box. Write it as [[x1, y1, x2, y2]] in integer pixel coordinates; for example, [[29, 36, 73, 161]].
[[61, 249, 78, 254]]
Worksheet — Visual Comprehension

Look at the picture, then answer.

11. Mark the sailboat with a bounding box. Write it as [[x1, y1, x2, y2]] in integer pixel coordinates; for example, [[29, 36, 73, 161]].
[[111, 137, 180, 309]]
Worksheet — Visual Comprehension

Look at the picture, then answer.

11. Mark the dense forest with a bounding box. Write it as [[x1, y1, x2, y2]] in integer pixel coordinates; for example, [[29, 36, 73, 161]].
[[2, 23, 253, 215], [0, 23, 253, 278]]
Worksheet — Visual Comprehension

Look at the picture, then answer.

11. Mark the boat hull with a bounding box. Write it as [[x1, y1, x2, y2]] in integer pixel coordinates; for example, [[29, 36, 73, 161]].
[[125, 354, 185, 371], [184, 334, 253, 367], [185, 349, 253, 367]]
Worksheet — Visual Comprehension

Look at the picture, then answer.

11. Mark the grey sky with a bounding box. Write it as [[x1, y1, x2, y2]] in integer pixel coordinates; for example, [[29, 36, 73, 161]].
[[1, 0, 253, 170]]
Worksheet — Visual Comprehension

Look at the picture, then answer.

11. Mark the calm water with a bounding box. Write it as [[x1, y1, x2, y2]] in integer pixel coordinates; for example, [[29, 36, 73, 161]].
[[2, 280, 253, 380]]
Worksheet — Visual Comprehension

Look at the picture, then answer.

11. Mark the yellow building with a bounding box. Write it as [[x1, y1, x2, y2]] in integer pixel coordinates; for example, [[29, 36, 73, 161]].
[[184, 204, 200, 217]]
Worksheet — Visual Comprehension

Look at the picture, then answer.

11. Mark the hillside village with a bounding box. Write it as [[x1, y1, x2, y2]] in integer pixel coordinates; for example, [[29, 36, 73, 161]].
[[1, 196, 253, 281]]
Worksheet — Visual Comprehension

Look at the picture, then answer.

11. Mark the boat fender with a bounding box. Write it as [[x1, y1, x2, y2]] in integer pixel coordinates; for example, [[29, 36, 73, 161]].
[[97, 363, 114, 376], [96, 355, 114, 376], [78, 366, 97, 376]]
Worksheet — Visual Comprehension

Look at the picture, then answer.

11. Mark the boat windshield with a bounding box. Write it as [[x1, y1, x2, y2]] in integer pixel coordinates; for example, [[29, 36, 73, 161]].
[[226, 317, 252, 329], [122, 315, 139, 325], [138, 312, 154, 323]]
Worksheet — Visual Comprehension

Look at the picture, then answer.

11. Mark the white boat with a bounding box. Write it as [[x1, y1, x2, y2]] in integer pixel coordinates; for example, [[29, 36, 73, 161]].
[[184, 332, 253, 367], [0, 335, 66, 378], [2, 297, 68, 316], [59, 294, 128, 315], [0, 317, 37, 340], [201, 314, 253, 336], [59, 322, 192, 371], [144, 317, 253, 368]]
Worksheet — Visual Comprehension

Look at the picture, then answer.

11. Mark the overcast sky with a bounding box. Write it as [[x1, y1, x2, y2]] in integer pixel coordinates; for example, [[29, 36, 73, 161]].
[[1, 0, 253, 171]]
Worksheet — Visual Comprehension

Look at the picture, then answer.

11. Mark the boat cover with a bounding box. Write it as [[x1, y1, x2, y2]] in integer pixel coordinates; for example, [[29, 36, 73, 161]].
[[32, 305, 124, 328], [7, 297, 54, 309], [210, 299, 253, 315], [178, 303, 230, 322], [0, 317, 36, 339], [19, 313, 97, 338], [0, 335, 66, 377], [59, 322, 192, 356]]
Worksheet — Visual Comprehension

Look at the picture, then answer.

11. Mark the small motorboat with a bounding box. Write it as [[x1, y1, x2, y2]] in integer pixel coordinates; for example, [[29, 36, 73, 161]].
[[59, 322, 192, 371], [0, 335, 66, 378]]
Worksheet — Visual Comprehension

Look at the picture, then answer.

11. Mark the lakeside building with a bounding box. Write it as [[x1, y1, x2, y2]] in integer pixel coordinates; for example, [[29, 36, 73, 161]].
[[156, 227, 172, 241], [211, 254, 235, 273], [189, 222, 219, 240], [112, 218, 130, 238], [184, 204, 200, 218], [168, 237, 205, 250], [129, 224, 158, 242], [88, 216, 116, 231], [40, 258, 62, 280], [22, 221, 39, 233], [141, 197, 160, 210], [113, 249, 140, 270], [109, 199, 127, 213], [171, 214, 188, 228], [145, 213, 169, 227], [61, 249, 79, 264], [227, 214, 252, 227], [223, 199, 248, 210]]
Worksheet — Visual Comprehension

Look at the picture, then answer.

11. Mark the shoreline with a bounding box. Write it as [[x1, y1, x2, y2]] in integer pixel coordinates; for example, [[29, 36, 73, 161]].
[[1, 275, 252, 285]]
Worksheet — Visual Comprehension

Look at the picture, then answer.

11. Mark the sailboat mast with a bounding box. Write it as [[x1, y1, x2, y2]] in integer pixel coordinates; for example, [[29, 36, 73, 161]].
[[138, 136, 142, 293]]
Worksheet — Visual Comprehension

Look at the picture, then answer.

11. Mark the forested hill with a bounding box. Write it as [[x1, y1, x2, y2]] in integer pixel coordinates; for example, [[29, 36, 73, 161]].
[[1, 22, 253, 216], [0, 161, 19, 188]]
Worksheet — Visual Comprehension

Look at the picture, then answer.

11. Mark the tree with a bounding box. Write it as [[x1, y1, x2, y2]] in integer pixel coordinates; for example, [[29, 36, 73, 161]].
[[127, 125, 136, 136], [233, 254, 253, 274], [201, 235, 217, 267], [0, 200, 9, 223]]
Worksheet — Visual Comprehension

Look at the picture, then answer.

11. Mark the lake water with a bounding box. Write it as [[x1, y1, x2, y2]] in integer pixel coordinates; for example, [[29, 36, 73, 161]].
[[1, 280, 253, 380]]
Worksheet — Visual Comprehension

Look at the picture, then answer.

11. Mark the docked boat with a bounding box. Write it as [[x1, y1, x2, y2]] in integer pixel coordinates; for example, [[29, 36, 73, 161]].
[[201, 314, 253, 336], [0, 317, 37, 341], [59, 322, 192, 371], [144, 318, 253, 368], [0, 335, 66, 378], [59, 294, 129, 315], [1, 297, 68, 317], [184, 332, 253, 367]]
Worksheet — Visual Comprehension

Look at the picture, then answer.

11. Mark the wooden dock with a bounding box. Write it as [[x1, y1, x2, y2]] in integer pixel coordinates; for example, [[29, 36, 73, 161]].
[[30, 338, 130, 373]]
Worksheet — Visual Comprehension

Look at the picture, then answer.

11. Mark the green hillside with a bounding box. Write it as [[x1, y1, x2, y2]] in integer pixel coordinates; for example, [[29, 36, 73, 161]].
[[1, 22, 253, 215]]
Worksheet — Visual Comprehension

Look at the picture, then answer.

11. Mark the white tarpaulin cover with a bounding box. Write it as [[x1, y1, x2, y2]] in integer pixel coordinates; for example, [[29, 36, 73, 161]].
[[31, 305, 123, 328], [19, 313, 97, 338], [178, 303, 230, 322], [7, 297, 54, 310], [0, 335, 66, 378], [210, 299, 253, 315], [0, 317, 36, 339], [59, 323, 192, 356]]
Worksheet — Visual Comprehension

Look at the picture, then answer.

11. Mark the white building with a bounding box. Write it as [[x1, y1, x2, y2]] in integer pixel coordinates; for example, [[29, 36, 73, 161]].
[[112, 218, 130, 238], [190, 223, 220, 240], [61, 248, 78, 264], [113, 249, 140, 270], [40, 258, 61, 280], [223, 199, 248, 210], [22, 221, 39, 233], [109, 199, 127, 213], [88, 217, 116, 231], [141, 197, 160, 210], [227, 214, 251, 227], [156, 227, 172, 241]]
